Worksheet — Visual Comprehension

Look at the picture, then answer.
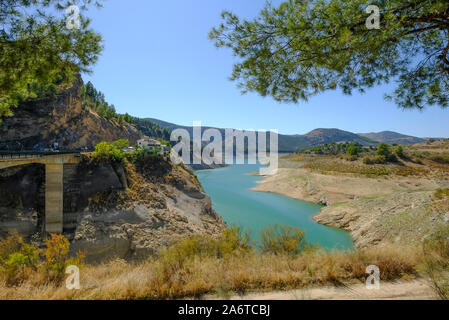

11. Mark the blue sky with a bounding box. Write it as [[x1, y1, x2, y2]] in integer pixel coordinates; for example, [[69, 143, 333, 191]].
[[83, 0, 448, 138]]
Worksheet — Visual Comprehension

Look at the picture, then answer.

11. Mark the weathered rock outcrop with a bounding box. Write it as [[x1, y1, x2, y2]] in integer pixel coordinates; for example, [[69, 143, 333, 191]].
[[313, 191, 447, 248], [0, 77, 141, 151], [0, 164, 45, 238], [0, 157, 226, 262]]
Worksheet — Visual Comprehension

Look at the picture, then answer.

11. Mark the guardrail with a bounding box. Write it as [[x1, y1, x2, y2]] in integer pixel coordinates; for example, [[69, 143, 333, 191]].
[[0, 150, 83, 159]]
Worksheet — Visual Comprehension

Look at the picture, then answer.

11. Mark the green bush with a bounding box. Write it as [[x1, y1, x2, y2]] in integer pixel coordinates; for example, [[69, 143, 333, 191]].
[[157, 225, 252, 277], [259, 223, 311, 256], [434, 188, 449, 200], [91, 140, 128, 163], [0, 233, 84, 285], [128, 146, 161, 166], [395, 146, 405, 158], [0, 234, 39, 285], [376, 143, 391, 156], [112, 139, 130, 150], [429, 155, 449, 165], [346, 143, 362, 156], [373, 143, 398, 162], [363, 155, 387, 165], [344, 154, 358, 161]]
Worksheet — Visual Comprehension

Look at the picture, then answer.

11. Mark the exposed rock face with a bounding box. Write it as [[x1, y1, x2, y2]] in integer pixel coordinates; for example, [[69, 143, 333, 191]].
[[0, 77, 141, 151], [313, 191, 441, 248], [0, 164, 45, 238], [0, 157, 226, 262], [68, 158, 226, 261]]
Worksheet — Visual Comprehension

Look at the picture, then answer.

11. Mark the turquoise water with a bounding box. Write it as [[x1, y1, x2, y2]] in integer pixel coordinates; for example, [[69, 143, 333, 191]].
[[196, 163, 354, 251]]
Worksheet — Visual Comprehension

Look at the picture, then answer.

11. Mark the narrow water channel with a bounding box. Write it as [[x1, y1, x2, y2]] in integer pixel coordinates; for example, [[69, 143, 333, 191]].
[[196, 163, 354, 250]]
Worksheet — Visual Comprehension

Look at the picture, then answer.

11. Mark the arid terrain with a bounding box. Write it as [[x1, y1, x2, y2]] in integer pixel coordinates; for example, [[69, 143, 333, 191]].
[[253, 140, 449, 249]]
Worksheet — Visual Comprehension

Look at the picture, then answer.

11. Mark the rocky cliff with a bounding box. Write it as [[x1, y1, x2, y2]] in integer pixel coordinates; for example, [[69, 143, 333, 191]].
[[0, 157, 226, 262], [0, 77, 226, 261], [0, 77, 141, 151]]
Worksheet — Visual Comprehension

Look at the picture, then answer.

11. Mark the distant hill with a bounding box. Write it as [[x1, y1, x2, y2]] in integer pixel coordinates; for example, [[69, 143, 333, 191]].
[[144, 119, 428, 152], [145, 119, 378, 153], [358, 131, 427, 145], [304, 128, 375, 146], [130, 118, 171, 141]]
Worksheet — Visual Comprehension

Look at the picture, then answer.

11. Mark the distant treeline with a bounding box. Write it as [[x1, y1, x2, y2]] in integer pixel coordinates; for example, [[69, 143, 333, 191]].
[[301, 142, 367, 156], [81, 81, 128, 123], [130, 118, 172, 141], [81, 81, 171, 140]]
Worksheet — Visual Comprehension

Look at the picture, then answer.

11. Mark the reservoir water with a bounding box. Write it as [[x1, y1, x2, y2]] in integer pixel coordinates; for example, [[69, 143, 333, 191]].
[[196, 163, 354, 250]]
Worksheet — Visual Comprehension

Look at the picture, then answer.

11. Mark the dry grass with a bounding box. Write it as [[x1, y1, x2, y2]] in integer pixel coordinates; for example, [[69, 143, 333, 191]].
[[302, 158, 429, 177], [287, 140, 449, 178], [0, 243, 422, 300]]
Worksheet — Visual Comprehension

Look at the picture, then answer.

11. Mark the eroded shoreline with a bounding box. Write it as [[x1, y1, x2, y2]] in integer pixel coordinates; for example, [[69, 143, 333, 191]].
[[250, 164, 449, 248]]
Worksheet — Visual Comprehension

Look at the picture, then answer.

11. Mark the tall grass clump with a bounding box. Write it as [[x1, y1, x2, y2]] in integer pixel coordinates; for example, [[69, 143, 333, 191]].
[[259, 223, 312, 256], [157, 224, 252, 271], [422, 226, 449, 300]]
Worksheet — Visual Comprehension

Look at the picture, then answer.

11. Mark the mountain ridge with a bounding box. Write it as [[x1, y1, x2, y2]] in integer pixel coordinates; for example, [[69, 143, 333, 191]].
[[358, 131, 427, 145], [143, 118, 429, 152]]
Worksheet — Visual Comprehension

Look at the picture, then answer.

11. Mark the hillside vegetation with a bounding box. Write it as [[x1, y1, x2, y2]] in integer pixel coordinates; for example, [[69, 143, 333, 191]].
[[296, 139, 449, 179]]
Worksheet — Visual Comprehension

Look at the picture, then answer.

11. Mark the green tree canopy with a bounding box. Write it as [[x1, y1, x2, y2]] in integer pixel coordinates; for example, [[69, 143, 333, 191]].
[[209, 0, 449, 109], [377, 143, 391, 157], [0, 0, 104, 121], [346, 142, 362, 156]]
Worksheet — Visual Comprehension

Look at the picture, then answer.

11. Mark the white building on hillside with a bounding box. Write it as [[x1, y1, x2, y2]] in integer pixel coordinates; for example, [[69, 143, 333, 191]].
[[137, 137, 161, 151]]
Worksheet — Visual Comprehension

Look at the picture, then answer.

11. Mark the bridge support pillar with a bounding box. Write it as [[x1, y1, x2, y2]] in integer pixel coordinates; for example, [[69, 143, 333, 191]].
[[45, 163, 64, 233]]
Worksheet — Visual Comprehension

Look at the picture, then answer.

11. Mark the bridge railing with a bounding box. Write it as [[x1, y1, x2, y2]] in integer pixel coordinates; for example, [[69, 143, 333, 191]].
[[0, 150, 83, 159]]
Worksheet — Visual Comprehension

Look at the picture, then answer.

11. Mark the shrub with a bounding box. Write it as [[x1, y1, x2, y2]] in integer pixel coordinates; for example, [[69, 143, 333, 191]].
[[434, 188, 449, 200], [112, 139, 130, 150], [346, 143, 362, 156], [0, 234, 39, 285], [128, 146, 162, 168], [377, 143, 391, 158], [0, 233, 84, 286], [156, 225, 252, 280], [42, 234, 84, 280], [429, 155, 449, 165], [345, 154, 358, 162], [259, 223, 311, 256], [363, 155, 387, 165], [91, 140, 126, 163], [395, 146, 405, 158], [422, 226, 449, 300]]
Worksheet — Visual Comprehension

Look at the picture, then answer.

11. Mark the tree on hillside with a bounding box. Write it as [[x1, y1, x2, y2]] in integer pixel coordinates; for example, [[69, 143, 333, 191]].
[[346, 142, 362, 156], [210, 0, 449, 109], [0, 0, 104, 122], [395, 145, 405, 158], [377, 143, 392, 158], [81, 81, 121, 121]]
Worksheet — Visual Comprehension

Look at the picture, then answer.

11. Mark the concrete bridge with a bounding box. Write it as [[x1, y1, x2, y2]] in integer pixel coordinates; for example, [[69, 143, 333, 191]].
[[0, 152, 82, 233]]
